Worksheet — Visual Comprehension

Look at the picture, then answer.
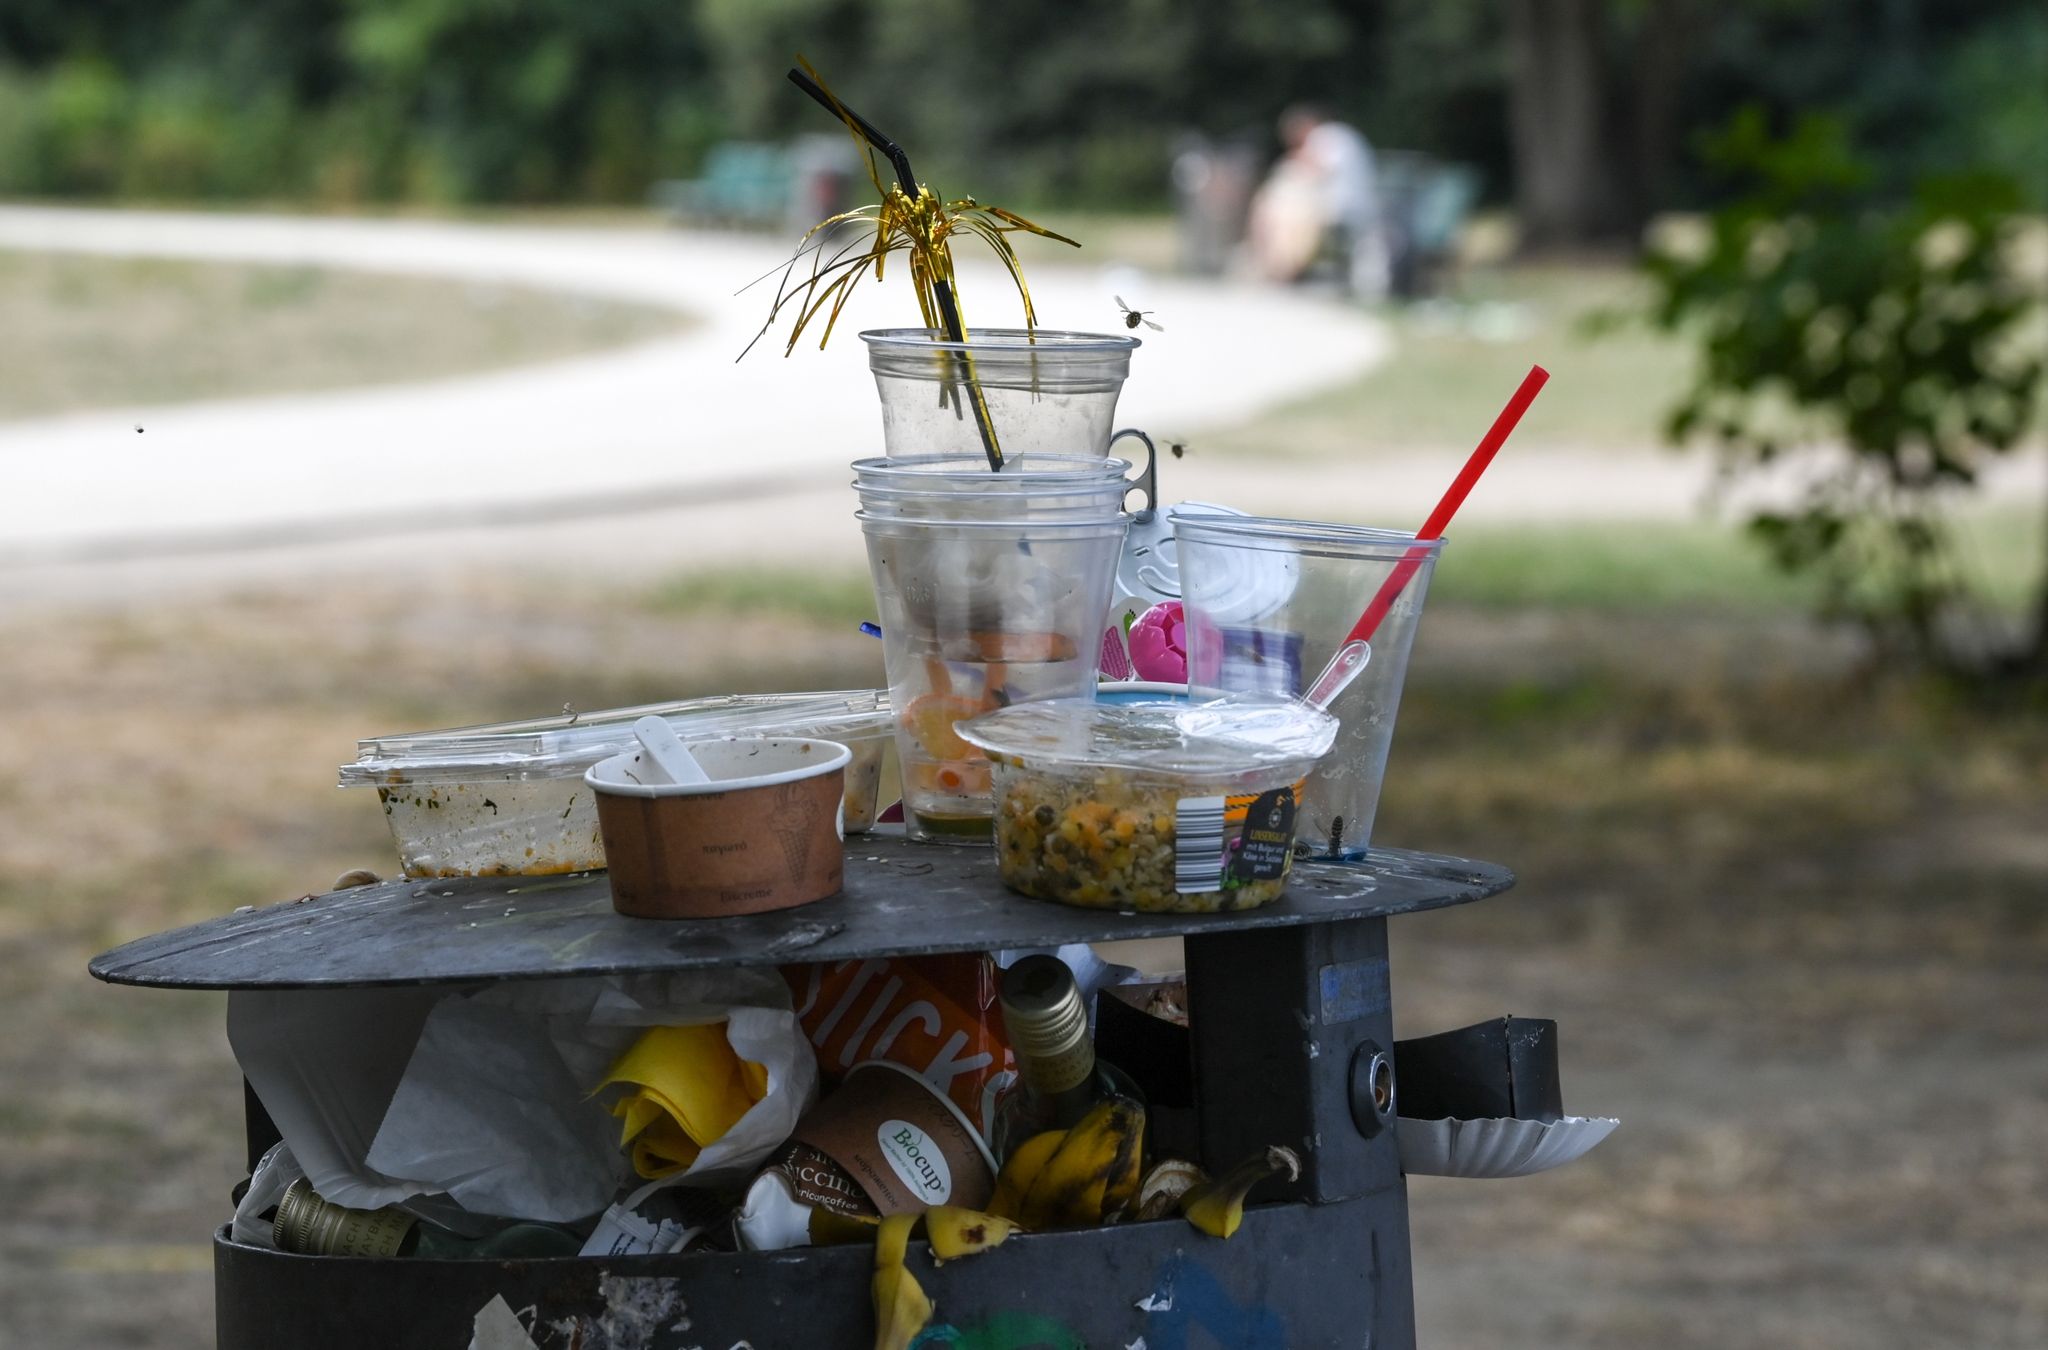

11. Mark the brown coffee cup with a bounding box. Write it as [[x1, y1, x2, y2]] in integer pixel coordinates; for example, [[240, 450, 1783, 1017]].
[[787, 1061, 996, 1215], [587, 736, 850, 919]]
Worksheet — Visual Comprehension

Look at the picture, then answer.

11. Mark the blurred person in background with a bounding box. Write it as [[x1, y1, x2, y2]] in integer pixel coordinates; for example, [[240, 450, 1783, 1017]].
[[1244, 103, 1391, 298]]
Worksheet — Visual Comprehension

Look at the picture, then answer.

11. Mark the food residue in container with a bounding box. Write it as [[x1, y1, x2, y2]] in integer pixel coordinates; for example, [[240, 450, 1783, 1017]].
[[959, 694, 1337, 914]]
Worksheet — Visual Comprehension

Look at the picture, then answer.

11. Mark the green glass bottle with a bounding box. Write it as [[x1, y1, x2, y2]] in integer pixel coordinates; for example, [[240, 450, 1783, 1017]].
[[991, 954, 1143, 1161]]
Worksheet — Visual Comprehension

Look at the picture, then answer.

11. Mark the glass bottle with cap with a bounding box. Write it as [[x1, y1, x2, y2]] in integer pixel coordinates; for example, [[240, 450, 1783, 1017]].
[[991, 953, 1143, 1161], [271, 1178, 583, 1259]]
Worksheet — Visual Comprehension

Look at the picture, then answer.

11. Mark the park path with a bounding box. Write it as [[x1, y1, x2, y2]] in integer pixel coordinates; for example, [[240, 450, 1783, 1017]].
[[0, 206, 1387, 559], [2, 205, 2036, 616]]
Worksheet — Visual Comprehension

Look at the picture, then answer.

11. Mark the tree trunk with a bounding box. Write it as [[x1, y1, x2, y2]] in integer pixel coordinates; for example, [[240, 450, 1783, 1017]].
[[1624, 0, 1696, 232], [1506, 0, 1628, 248]]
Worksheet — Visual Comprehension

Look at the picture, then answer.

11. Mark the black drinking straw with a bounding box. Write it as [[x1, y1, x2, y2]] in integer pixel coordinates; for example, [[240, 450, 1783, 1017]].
[[786, 67, 1007, 472]]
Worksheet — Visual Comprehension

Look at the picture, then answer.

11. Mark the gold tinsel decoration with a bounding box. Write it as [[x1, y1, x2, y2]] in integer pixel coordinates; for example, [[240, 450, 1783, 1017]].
[[740, 57, 1079, 362]]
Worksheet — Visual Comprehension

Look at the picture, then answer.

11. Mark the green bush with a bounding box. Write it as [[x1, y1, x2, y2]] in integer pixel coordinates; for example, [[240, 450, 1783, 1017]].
[[0, 71, 46, 194], [40, 58, 128, 194], [1639, 109, 2048, 676]]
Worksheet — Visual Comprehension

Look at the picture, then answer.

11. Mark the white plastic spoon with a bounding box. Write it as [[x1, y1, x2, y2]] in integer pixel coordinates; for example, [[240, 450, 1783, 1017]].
[[1304, 639, 1372, 712], [632, 715, 711, 786]]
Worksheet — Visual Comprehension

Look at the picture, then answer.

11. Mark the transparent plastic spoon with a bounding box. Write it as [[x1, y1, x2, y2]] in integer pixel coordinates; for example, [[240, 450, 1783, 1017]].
[[632, 715, 710, 786], [1303, 639, 1372, 712]]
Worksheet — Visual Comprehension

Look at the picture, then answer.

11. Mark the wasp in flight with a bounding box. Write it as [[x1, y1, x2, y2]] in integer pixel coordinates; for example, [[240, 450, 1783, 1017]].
[[1115, 296, 1163, 331]]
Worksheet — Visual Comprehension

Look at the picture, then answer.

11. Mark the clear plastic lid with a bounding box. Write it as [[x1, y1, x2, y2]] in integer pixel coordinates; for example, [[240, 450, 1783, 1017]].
[[341, 690, 891, 786], [956, 694, 1337, 778]]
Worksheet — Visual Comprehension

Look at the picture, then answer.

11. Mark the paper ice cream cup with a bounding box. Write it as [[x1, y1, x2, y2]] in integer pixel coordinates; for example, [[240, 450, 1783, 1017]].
[[788, 1061, 997, 1216], [587, 737, 849, 918]]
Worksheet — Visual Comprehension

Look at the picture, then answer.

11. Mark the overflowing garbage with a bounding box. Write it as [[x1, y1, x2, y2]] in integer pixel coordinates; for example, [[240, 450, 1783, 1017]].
[[231, 945, 1352, 1348], [152, 62, 1622, 1350]]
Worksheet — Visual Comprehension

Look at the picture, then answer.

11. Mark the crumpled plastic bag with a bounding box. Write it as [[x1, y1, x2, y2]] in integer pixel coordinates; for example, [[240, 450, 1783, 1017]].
[[227, 985, 444, 1213], [229, 968, 816, 1224], [363, 984, 631, 1221], [231, 1141, 306, 1248]]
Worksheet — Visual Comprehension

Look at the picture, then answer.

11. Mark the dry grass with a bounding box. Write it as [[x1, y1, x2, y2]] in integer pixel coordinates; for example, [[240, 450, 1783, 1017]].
[[0, 250, 684, 420], [1205, 264, 1696, 457]]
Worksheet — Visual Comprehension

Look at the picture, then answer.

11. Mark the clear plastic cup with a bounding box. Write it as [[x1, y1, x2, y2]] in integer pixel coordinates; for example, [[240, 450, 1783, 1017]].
[[852, 453, 1134, 491], [854, 454, 1136, 522], [859, 512, 1131, 842], [1173, 516, 1443, 861], [856, 483, 1134, 521], [861, 329, 1140, 461]]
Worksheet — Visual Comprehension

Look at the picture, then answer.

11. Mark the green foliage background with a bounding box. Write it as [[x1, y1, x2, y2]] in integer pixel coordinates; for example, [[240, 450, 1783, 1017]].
[[0, 0, 2041, 210], [1637, 109, 2045, 671]]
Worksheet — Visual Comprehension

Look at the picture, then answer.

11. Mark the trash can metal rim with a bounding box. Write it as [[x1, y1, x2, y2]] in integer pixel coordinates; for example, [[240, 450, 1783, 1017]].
[[86, 831, 1513, 992]]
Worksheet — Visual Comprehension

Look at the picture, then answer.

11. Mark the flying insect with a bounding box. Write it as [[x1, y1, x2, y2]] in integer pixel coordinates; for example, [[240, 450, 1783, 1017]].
[[1115, 296, 1163, 331]]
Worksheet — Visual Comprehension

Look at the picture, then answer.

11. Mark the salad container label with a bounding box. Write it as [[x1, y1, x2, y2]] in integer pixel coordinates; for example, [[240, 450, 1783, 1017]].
[[1174, 784, 1302, 895]]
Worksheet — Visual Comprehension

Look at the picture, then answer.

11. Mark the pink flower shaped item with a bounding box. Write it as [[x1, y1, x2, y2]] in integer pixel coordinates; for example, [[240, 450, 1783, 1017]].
[[1127, 601, 1188, 683]]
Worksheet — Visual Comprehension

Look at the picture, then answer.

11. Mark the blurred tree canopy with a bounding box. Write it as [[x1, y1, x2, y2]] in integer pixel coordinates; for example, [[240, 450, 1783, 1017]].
[[0, 0, 2041, 229], [1506, 0, 2048, 243]]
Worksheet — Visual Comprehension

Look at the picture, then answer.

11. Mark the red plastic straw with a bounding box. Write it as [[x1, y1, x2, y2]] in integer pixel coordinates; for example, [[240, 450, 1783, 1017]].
[[1343, 364, 1550, 645]]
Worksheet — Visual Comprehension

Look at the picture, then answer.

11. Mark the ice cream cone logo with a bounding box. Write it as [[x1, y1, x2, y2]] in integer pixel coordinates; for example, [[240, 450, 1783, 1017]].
[[770, 783, 825, 880]]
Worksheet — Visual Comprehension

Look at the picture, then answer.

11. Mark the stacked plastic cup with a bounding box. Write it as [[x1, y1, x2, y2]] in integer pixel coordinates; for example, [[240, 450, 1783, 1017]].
[[1173, 516, 1443, 861], [853, 454, 1135, 521], [855, 456, 1134, 844], [861, 329, 1140, 461]]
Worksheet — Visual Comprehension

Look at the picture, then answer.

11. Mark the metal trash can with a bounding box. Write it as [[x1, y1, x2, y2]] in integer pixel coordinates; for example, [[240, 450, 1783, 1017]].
[[92, 832, 1513, 1349]]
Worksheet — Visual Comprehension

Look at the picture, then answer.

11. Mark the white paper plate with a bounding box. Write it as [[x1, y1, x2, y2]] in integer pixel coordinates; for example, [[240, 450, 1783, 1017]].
[[1397, 1115, 1619, 1179]]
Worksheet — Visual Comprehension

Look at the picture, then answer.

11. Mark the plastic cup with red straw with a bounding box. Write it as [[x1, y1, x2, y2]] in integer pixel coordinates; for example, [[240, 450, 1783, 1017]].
[[1293, 363, 1549, 713]]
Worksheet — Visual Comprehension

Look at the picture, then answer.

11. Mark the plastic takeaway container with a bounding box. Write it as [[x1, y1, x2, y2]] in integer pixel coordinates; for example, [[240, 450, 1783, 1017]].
[[340, 691, 894, 879], [956, 693, 1337, 913]]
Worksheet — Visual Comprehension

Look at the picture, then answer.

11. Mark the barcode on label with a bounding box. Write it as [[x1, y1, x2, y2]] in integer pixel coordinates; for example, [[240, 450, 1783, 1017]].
[[1175, 795, 1229, 893]]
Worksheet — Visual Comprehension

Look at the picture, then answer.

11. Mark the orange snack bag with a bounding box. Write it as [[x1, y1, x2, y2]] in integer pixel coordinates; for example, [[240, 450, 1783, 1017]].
[[785, 954, 1017, 1137]]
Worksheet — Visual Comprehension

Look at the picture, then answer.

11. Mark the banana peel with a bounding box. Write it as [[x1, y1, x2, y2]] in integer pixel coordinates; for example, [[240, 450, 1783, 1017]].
[[988, 1127, 1066, 1221], [866, 1099, 1149, 1347], [869, 1205, 1019, 1348], [1135, 1158, 1207, 1223], [872, 1212, 932, 1350], [1180, 1145, 1302, 1239], [810, 1206, 881, 1246], [1017, 1096, 1146, 1230], [926, 1205, 1019, 1264]]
